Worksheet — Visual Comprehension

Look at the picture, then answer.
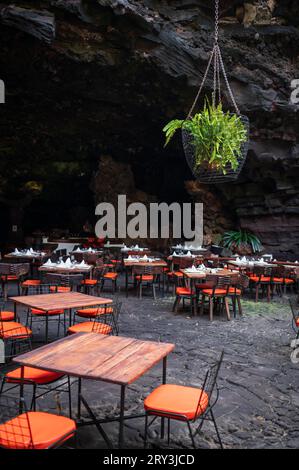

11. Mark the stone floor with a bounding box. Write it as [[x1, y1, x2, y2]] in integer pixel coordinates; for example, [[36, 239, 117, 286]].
[[1, 278, 298, 449]]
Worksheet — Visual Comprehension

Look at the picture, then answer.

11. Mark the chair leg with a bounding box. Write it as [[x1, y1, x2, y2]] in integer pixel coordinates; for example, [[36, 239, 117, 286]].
[[224, 297, 231, 321], [144, 413, 148, 449], [236, 296, 243, 316], [68, 376, 72, 419], [210, 409, 223, 449], [255, 284, 259, 302], [152, 284, 156, 301], [187, 421, 196, 449], [209, 297, 214, 321]]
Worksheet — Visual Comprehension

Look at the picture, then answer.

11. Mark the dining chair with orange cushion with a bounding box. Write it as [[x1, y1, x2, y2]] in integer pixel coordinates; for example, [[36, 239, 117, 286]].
[[0, 318, 32, 362], [199, 275, 231, 321], [144, 351, 224, 449], [172, 284, 197, 316], [94, 262, 118, 294], [0, 396, 76, 449], [0, 302, 15, 322], [69, 301, 121, 336], [0, 366, 72, 416], [21, 279, 41, 295], [0, 262, 30, 300], [250, 266, 272, 302], [132, 265, 162, 300]]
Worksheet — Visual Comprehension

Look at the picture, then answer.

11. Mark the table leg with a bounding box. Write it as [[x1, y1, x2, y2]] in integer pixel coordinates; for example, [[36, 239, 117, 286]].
[[161, 356, 167, 439], [19, 365, 25, 413], [77, 378, 82, 420], [14, 302, 17, 322], [125, 269, 128, 298], [119, 385, 126, 448], [45, 312, 49, 344]]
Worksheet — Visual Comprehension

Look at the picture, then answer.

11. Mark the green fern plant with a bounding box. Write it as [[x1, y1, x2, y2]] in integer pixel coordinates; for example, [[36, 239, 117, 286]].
[[163, 100, 247, 174]]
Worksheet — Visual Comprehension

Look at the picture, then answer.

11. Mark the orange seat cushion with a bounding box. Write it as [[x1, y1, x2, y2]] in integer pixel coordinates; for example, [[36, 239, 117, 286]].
[[104, 272, 118, 280], [144, 384, 209, 421], [0, 311, 15, 321], [49, 286, 71, 293], [176, 287, 194, 296], [250, 276, 270, 282], [285, 278, 295, 284], [296, 318, 299, 327], [31, 308, 64, 316], [135, 275, 154, 281], [0, 411, 76, 449], [228, 287, 242, 295], [68, 322, 112, 335], [104, 264, 114, 268], [202, 288, 227, 296], [173, 271, 184, 277], [0, 322, 32, 340], [1, 275, 18, 281], [76, 307, 113, 318], [81, 279, 97, 285], [21, 280, 41, 287], [6, 367, 64, 385], [272, 277, 284, 283]]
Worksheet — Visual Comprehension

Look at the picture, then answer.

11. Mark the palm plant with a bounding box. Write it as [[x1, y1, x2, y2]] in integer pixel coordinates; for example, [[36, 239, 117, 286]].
[[221, 230, 262, 254]]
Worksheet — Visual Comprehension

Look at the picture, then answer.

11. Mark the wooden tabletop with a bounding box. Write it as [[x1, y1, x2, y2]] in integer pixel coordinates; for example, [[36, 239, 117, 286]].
[[39, 266, 93, 274], [13, 332, 175, 385], [9, 292, 112, 311], [123, 260, 167, 268], [182, 268, 239, 279]]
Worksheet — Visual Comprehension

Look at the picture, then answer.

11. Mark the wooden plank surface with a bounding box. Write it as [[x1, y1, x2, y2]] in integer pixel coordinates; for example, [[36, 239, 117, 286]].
[[39, 266, 93, 274], [9, 291, 112, 311], [123, 260, 167, 267], [14, 332, 175, 385], [182, 268, 238, 279]]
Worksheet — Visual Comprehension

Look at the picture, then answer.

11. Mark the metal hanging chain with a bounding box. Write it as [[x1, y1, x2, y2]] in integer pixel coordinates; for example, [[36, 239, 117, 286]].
[[217, 45, 240, 115], [186, 0, 240, 118], [187, 47, 215, 119]]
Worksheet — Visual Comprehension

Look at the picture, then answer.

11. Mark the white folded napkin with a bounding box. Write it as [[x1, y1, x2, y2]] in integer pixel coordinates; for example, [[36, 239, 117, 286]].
[[13, 248, 20, 254], [186, 251, 192, 257]]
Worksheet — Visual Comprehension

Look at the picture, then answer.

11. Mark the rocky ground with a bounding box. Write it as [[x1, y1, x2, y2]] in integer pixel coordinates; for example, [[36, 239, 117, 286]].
[[1, 277, 298, 449]]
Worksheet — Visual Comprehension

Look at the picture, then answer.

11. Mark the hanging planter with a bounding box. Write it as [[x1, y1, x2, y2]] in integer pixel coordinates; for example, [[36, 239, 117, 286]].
[[163, 0, 250, 184]]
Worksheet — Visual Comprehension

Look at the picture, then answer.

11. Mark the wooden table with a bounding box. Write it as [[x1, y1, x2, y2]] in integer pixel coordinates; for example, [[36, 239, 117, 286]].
[[123, 259, 167, 297], [39, 265, 93, 278], [182, 268, 239, 281], [14, 332, 175, 448], [9, 292, 112, 343]]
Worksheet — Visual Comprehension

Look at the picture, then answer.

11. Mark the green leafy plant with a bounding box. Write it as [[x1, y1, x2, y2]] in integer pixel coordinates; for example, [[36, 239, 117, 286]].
[[163, 100, 247, 174], [221, 230, 262, 254]]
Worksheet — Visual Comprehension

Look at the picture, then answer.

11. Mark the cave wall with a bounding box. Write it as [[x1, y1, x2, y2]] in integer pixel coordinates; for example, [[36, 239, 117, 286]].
[[0, 0, 298, 256]]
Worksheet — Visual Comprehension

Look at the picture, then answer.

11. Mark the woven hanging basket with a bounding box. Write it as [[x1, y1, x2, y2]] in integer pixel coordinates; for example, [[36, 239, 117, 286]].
[[182, 114, 250, 184]]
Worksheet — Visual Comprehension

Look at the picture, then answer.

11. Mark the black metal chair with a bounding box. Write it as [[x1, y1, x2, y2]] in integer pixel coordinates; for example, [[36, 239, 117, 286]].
[[73, 298, 122, 336], [68, 300, 121, 336], [0, 262, 30, 301], [132, 265, 162, 299], [0, 395, 76, 449], [144, 351, 225, 449]]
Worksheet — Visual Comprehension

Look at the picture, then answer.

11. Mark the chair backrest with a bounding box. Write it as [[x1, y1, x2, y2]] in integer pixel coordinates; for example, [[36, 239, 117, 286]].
[[0, 263, 30, 277], [270, 266, 285, 279], [194, 351, 224, 420], [215, 275, 231, 291], [132, 265, 162, 276], [0, 396, 34, 449]]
